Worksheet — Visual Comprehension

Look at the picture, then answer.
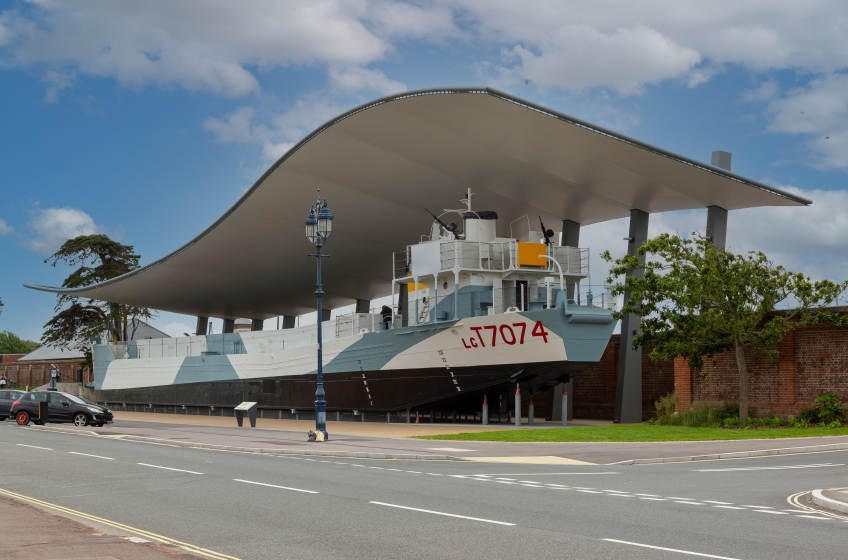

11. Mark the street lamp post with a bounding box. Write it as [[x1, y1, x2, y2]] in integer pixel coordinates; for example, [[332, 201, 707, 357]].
[[305, 190, 334, 440]]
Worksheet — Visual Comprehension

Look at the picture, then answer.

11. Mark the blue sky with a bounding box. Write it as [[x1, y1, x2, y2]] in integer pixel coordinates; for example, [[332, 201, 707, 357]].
[[1, 1, 847, 341]]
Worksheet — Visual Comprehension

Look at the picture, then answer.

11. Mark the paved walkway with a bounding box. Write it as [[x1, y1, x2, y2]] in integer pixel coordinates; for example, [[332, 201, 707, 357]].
[[35, 411, 848, 465], [0, 493, 200, 559]]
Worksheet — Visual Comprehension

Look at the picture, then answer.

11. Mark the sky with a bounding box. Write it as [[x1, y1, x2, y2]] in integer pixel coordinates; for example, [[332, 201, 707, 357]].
[[1, 0, 847, 341]]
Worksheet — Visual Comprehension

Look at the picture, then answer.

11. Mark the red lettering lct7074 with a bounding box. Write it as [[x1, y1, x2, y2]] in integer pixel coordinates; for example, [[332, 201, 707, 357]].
[[461, 321, 548, 348]]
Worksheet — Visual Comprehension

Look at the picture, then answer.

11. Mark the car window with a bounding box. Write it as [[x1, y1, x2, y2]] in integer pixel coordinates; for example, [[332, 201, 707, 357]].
[[66, 394, 96, 405], [49, 393, 71, 405], [30, 393, 48, 402], [0, 391, 7, 400]]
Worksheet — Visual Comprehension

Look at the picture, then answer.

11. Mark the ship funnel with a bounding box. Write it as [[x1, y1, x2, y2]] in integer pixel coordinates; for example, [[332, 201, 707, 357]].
[[463, 211, 498, 242]]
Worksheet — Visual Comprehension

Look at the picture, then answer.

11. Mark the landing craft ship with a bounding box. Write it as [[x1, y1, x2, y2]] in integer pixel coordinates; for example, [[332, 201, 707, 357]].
[[92, 192, 617, 413]]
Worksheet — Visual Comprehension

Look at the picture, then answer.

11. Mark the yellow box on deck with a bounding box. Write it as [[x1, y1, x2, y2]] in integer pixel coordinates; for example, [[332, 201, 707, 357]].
[[517, 242, 547, 268]]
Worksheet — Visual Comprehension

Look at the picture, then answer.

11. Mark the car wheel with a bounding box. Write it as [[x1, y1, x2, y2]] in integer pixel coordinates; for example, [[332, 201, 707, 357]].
[[73, 413, 89, 427], [15, 411, 30, 425]]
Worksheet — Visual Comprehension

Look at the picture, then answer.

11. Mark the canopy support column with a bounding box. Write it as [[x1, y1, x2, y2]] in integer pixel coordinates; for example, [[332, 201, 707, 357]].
[[251, 319, 264, 331], [222, 319, 235, 334], [561, 220, 580, 300], [195, 317, 208, 336], [282, 316, 296, 329], [615, 209, 649, 424]]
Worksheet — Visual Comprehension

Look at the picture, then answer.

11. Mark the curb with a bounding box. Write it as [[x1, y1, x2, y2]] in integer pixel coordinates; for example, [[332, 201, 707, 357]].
[[812, 489, 848, 514], [25, 425, 463, 461], [610, 442, 848, 465]]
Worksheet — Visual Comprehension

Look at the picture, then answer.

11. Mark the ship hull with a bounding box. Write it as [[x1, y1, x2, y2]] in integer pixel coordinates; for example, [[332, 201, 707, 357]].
[[93, 306, 616, 411]]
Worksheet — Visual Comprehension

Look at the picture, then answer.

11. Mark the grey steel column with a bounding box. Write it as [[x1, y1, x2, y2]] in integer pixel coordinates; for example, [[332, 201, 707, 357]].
[[251, 319, 264, 331], [614, 209, 649, 423], [707, 150, 731, 251], [561, 219, 580, 300], [281, 316, 296, 329], [222, 319, 235, 334], [355, 299, 370, 314], [195, 316, 208, 336]]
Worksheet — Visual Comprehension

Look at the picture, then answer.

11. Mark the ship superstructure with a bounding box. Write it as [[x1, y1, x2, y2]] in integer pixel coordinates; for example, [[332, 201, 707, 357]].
[[92, 192, 616, 413]]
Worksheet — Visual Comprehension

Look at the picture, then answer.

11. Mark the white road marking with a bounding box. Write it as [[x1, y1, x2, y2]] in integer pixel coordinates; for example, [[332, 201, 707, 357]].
[[754, 510, 788, 515], [782, 509, 809, 513], [640, 497, 667, 501], [474, 472, 619, 476], [741, 505, 773, 509], [603, 538, 741, 559], [666, 497, 695, 500], [695, 463, 843, 472], [386, 468, 401, 471], [520, 484, 543, 487], [604, 490, 629, 493], [137, 463, 203, 475], [495, 480, 516, 484], [517, 480, 539, 484], [608, 493, 633, 497], [495, 478, 516, 481], [405, 471, 422, 474], [234, 479, 318, 494], [424, 447, 477, 452], [16, 444, 52, 451], [334, 462, 348, 465], [796, 515, 833, 520], [350, 464, 366, 467], [634, 493, 661, 497], [675, 501, 704, 505], [546, 484, 570, 488], [577, 490, 603, 494], [68, 452, 114, 460], [703, 501, 733, 505], [572, 487, 597, 490], [369, 501, 515, 526], [368, 467, 384, 470], [426, 473, 443, 476], [714, 506, 745, 510]]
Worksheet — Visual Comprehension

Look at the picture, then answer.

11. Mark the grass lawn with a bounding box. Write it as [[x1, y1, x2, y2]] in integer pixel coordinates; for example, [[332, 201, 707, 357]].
[[413, 424, 848, 442]]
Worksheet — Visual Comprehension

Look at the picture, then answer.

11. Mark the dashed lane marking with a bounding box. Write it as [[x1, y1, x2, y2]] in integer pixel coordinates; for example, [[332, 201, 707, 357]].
[[695, 463, 843, 472], [234, 479, 318, 494], [68, 452, 114, 460], [603, 538, 741, 560], [16, 444, 52, 451], [137, 463, 203, 475], [0, 487, 239, 560], [369, 501, 515, 526]]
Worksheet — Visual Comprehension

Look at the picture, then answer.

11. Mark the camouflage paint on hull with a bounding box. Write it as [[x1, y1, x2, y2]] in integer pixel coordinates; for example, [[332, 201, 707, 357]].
[[93, 305, 615, 411]]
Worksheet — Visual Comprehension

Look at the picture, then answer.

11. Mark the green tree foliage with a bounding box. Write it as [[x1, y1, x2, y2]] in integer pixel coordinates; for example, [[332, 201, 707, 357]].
[[0, 331, 41, 354], [42, 235, 155, 359], [602, 234, 846, 423]]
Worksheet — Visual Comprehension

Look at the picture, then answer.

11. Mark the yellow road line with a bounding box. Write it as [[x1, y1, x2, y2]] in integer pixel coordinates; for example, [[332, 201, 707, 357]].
[[787, 489, 848, 521], [0, 487, 240, 560]]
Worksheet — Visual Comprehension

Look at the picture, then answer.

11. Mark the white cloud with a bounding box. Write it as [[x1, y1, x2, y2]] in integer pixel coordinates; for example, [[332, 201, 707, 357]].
[[758, 73, 848, 168], [204, 95, 346, 161], [328, 65, 406, 95], [159, 322, 196, 337], [24, 206, 103, 253], [0, 219, 13, 235], [2, 0, 389, 98], [504, 24, 700, 96], [586, 186, 848, 291], [40, 69, 74, 103]]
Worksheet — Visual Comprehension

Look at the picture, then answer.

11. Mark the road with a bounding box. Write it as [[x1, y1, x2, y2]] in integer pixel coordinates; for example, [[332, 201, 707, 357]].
[[1, 422, 846, 560]]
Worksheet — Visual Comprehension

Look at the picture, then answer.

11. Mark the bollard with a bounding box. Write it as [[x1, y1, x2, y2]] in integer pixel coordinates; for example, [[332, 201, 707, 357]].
[[528, 397, 534, 425], [406, 407, 411, 423], [482, 395, 489, 425], [561, 384, 568, 427], [415, 411, 420, 424], [514, 385, 521, 427]]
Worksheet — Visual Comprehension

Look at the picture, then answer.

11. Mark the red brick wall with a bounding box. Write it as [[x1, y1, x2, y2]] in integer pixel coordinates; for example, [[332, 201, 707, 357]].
[[0, 354, 25, 363], [572, 320, 848, 420]]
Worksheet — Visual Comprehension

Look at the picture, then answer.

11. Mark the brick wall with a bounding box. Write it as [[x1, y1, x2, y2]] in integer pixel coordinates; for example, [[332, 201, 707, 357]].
[[572, 319, 848, 421], [0, 354, 25, 363]]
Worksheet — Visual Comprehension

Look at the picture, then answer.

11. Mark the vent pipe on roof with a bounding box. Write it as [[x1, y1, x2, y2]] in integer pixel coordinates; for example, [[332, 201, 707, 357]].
[[711, 150, 732, 171]]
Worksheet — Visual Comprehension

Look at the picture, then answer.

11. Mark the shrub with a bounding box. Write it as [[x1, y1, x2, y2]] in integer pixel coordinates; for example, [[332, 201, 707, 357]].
[[796, 391, 846, 426], [654, 393, 679, 425], [829, 420, 843, 428]]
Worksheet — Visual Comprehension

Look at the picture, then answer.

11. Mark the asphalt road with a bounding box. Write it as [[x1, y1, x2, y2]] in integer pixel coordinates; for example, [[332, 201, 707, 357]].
[[1, 422, 846, 560]]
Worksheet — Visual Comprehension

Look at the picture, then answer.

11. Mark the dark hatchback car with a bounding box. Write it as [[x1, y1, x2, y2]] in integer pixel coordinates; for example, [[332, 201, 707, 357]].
[[11, 391, 113, 427], [0, 390, 27, 421]]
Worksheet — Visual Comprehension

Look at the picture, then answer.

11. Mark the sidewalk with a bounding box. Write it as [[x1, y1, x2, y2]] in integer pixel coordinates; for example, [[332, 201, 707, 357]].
[[30, 411, 848, 465], [0, 493, 200, 559]]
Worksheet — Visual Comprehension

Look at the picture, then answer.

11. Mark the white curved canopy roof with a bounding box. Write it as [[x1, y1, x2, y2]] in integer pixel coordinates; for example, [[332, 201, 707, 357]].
[[27, 88, 809, 320]]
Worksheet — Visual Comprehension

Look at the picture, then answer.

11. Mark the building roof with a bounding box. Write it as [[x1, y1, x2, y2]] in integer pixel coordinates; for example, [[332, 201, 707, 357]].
[[17, 320, 170, 362], [25, 87, 810, 320]]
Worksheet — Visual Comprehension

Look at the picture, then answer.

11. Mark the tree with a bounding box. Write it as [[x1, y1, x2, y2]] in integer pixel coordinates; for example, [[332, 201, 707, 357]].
[[0, 331, 41, 354], [42, 235, 155, 360], [602, 234, 846, 423]]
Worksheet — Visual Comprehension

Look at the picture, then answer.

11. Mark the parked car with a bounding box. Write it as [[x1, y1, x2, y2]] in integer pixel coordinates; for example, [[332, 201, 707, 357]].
[[11, 391, 113, 427], [0, 390, 27, 421]]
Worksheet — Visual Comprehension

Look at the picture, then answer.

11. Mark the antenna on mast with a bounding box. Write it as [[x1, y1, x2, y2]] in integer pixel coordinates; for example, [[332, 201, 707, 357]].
[[460, 188, 473, 212]]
